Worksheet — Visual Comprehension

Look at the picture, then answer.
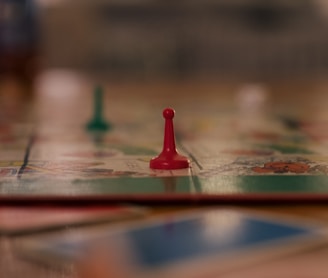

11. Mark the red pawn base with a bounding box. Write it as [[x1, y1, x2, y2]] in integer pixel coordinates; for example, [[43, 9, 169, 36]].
[[150, 152, 190, 170]]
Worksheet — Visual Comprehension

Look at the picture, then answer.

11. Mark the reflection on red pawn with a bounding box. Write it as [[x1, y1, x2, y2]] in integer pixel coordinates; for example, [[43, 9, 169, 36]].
[[150, 108, 190, 170]]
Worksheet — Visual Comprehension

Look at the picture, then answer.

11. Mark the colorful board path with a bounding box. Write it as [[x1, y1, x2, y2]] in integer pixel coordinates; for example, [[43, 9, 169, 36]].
[[2, 81, 328, 203]]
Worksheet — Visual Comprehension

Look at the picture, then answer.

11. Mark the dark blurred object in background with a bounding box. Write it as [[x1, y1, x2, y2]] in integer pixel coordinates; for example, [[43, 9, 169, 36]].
[[10, 0, 328, 81], [31, 0, 328, 81], [0, 0, 40, 85]]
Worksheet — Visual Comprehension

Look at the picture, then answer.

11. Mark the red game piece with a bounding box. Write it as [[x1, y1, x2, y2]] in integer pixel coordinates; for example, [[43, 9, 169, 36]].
[[150, 108, 190, 169]]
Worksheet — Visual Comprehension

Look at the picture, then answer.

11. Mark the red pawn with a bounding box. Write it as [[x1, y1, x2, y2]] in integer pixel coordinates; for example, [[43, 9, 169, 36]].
[[150, 108, 190, 169]]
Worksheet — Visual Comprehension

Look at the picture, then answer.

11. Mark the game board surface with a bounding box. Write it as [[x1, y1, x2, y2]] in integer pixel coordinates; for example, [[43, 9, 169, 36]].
[[1, 76, 328, 203]]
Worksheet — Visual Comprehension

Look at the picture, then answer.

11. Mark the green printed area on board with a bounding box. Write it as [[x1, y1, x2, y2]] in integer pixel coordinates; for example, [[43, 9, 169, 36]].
[[200, 175, 328, 194], [0, 176, 200, 195], [1, 175, 328, 197]]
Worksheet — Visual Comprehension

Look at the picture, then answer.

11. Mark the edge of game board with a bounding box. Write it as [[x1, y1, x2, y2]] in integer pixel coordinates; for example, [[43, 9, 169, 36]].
[[1, 193, 328, 205]]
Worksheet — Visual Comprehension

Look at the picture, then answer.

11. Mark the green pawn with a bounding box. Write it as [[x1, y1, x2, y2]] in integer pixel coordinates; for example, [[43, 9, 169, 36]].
[[86, 86, 111, 132]]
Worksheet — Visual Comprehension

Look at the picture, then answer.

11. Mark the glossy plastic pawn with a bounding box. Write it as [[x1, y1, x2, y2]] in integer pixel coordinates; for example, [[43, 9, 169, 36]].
[[86, 86, 111, 132], [150, 108, 190, 169]]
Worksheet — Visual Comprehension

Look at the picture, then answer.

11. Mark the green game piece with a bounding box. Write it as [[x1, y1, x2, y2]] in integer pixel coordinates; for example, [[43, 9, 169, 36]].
[[86, 86, 111, 132]]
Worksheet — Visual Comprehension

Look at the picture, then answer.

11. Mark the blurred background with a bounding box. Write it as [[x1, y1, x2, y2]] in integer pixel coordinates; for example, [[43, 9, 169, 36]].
[[2, 0, 328, 82]]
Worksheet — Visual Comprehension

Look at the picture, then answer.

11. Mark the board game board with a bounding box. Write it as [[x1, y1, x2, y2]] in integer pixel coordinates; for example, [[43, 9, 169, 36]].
[[2, 76, 328, 203]]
